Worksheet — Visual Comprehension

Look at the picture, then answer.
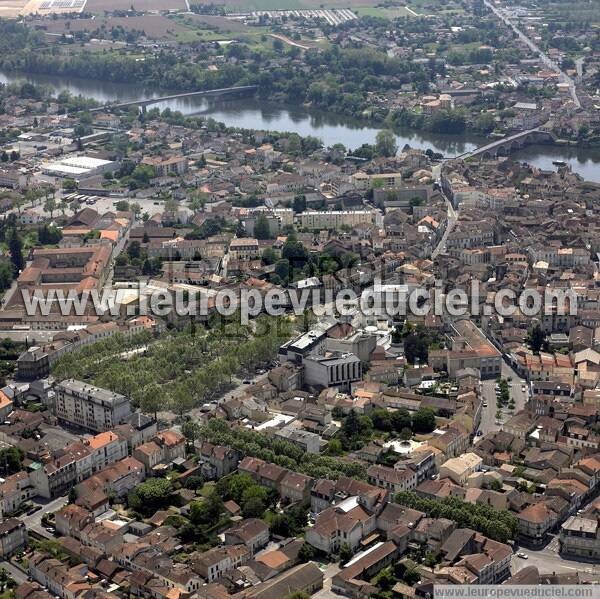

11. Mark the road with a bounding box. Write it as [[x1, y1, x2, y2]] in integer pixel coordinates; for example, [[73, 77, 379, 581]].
[[18, 495, 67, 539], [477, 360, 528, 436], [431, 163, 457, 259], [511, 535, 600, 575], [0, 559, 28, 585], [431, 197, 457, 259], [575, 56, 584, 80], [312, 563, 341, 599], [484, 0, 580, 109], [269, 33, 311, 50]]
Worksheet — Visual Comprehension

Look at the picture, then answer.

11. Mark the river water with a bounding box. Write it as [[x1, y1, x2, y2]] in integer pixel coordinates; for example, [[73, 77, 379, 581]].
[[2, 70, 600, 182]]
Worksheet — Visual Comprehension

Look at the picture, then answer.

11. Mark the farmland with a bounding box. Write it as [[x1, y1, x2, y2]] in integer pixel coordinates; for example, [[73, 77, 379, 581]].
[[190, 0, 384, 9], [84, 0, 186, 14], [30, 15, 193, 39]]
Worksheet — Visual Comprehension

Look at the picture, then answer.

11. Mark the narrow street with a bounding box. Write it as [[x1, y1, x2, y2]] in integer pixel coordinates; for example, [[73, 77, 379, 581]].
[[431, 197, 456, 259]]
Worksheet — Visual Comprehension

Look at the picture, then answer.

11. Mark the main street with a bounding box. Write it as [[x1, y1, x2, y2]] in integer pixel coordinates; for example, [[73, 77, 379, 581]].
[[431, 162, 457, 260], [484, 0, 581, 108]]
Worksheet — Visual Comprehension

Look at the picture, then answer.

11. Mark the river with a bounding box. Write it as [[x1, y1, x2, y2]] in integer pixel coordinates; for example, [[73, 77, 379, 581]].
[[2, 70, 600, 182]]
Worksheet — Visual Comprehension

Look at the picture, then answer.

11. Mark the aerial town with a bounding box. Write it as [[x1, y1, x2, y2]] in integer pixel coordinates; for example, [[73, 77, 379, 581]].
[[0, 0, 599, 598]]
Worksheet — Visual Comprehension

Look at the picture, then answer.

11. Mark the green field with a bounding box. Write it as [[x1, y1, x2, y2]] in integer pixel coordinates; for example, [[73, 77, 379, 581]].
[[355, 5, 418, 18]]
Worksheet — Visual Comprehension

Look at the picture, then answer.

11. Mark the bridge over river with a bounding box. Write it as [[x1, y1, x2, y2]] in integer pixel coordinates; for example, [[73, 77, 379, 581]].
[[456, 128, 553, 160], [89, 85, 258, 113]]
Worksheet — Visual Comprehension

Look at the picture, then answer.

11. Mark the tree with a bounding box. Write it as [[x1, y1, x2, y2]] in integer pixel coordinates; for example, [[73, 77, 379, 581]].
[[342, 409, 361, 438], [254, 214, 272, 240], [44, 197, 57, 218], [7, 227, 24, 274], [62, 178, 78, 192], [138, 382, 162, 421], [404, 333, 428, 364], [327, 438, 343, 455], [128, 478, 173, 515], [128, 240, 141, 260], [0, 262, 13, 291], [181, 419, 201, 450], [184, 475, 204, 490], [115, 200, 130, 212], [298, 542, 316, 563], [262, 247, 278, 265], [68, 487, 78, 504], [293, 195, 306, 213], [339, 542, 353, 563], [242, 495, 266, 518], [411, 408, 436, 434], [274, 259, 290, 283], [391, 408, 412, 432], [241, 485, 268, 517], [171, 384, 194, 416], [371, 408, 392, 431], [375, 129, 398, 157], [529, 324, 545, 354], [0, 446, 23, 475]]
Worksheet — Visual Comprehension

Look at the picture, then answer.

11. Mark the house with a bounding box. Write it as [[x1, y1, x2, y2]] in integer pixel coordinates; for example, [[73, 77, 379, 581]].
[[439, 452, 483, 485], [559, 516, 600, 559], [305, 497, 376, 555], [0, 518, 27, 557], [332, 541, 401, 598], [55, 504, 94, 539], [133, 430, 186, 474], [367, 464, 417, 494], [439, 528, 512, 583], [516, 501, 561, 546], [191, 545, 250, 582], [0, 471, 35, 517], [196, 442, 240, 479], [28, 552, 91, 599], [224, 519, 269, 555], [279, 470, 314, 504]]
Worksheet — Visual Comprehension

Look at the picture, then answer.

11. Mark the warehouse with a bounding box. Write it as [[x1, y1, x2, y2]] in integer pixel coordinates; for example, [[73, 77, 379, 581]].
[[41, 155, 116, 179]]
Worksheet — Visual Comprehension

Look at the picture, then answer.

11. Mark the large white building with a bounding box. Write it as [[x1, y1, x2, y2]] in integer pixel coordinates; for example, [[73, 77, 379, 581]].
[[41, 155, 116, 180], [54, 379, 132, 433]]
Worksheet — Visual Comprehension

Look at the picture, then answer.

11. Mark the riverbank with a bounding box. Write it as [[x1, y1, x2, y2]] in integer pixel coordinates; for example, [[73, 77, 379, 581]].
[[2, 69, 600, 182]]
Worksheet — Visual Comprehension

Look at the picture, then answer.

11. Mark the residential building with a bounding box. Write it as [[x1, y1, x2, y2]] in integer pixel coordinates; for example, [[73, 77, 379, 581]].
[[54, 380, 132, 433], [0, 518, 27, 557]]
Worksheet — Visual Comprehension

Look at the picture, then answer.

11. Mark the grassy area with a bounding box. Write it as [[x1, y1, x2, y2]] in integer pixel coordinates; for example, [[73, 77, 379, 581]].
[[355, 5, 416, 18]]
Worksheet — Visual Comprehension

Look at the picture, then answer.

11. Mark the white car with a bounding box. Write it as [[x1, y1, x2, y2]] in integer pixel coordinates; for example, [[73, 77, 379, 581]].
[[516, 552, 528, 559], [482, 402, 488, 408]]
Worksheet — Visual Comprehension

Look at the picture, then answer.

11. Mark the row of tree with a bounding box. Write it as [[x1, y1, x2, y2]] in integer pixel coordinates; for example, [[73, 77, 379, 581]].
[[395, 491, 518, 543]]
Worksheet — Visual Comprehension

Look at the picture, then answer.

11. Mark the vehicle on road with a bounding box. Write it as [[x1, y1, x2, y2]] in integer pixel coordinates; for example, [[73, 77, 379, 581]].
[[242, 379, 252, 384], [482, 402, 488, 408], [516, 552, 528, 559], [475, 430, 483, 436]]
